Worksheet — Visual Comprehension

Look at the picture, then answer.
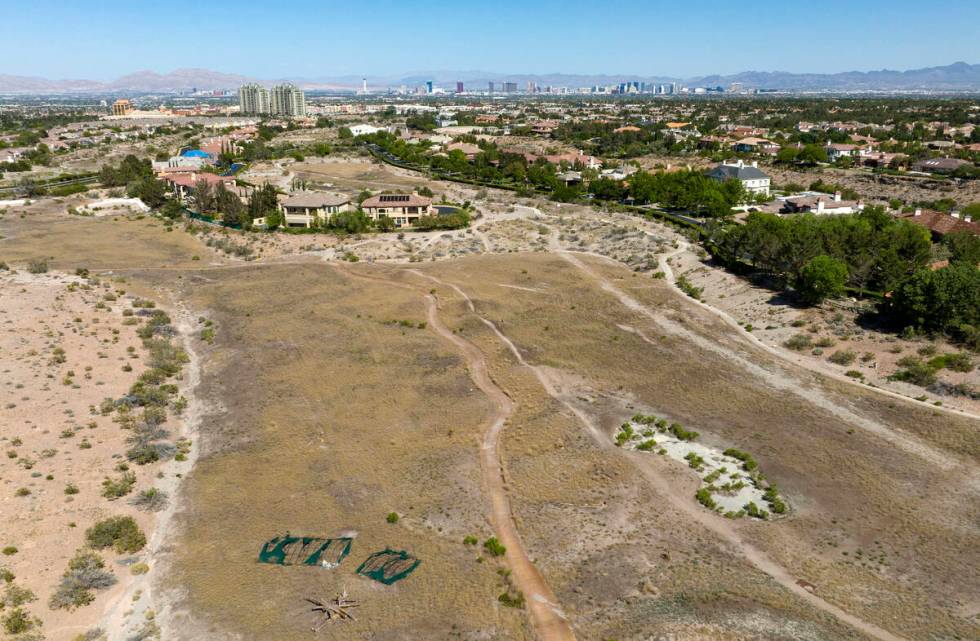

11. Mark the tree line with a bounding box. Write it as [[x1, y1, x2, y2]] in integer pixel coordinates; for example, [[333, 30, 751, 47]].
[[706, 207, 979, 347]]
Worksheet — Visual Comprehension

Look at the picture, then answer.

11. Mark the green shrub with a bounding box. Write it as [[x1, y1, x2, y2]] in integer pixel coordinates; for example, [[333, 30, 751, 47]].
[[462, 535, 478, 546], [498, 591, 525, 608], [669, 423, 698, 441], [27, 259, 48, 274], [483, 537, 506, 557], [723, 448, 758, 472], [1, 547, 17, 556], [386, 512, 399, 524], [2, 607, 38, 634], [828, 349, 857, 366], [889, 356, 940, 387], [130, 488, 168, 512], [695, 488, 716, 510], [49, 549, 116, 610], [744, 502, 769, 519], [101, 472, 136, 500], [85, 516, 146, 553], [784, 334, 812, 351]]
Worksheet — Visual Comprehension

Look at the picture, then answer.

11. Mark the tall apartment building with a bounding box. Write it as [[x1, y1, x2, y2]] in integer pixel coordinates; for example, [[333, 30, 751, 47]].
[[238, 83, 270, 114], [111, 99, 133, 116], [270, 84, 306, 117]]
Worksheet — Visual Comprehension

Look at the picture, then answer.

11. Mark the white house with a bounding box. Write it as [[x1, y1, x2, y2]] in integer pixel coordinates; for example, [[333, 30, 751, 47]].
[[349, 124, 384, 137], [705, 160, 771, 196]]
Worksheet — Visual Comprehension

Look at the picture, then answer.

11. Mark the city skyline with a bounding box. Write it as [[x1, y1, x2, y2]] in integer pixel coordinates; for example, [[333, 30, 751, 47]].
[[3, 0, 979, 80]]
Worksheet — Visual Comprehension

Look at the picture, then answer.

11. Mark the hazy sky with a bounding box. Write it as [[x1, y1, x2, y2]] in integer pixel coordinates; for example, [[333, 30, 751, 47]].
[[4, 0, 978, 79]]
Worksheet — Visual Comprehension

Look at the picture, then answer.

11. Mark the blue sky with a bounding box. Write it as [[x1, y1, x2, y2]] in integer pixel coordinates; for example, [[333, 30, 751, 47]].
[[4, 0, 979, 80]]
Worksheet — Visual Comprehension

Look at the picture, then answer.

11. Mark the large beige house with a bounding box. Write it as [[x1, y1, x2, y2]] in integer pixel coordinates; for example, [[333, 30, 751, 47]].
[[360, 194, 433, 228], [280, 192, 352, 227]]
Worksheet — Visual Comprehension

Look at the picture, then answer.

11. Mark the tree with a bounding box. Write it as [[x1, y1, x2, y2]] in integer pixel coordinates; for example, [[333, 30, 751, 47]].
[[888, 263, 980, 343], [160, 199, 183, 220], [796, 255, 848, 304], [215, 183, 246, 227], [776, 147, 800, 164], [194, 180, 216, 213], [127, 177, 167, 208], [798, 144, 829, 165], [944, 231, 980, 266], [375, 215, 395, 232]]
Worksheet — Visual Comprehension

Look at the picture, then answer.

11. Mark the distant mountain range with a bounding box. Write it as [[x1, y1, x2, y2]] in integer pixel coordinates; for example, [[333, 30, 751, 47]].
[[2, 63, 980, 94]]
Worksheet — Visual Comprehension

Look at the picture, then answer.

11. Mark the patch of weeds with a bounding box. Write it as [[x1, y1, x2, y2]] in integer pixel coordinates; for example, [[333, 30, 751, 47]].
[[49, 549, 116, 610], [101, 472, 136, 500], [85, 516, 146, 553], [483, 537, 506, 557]]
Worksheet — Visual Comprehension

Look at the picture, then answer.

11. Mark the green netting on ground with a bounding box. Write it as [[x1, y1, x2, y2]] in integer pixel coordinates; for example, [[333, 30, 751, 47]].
[[356, 548, 421, 585], [258, 535, 352, 567]]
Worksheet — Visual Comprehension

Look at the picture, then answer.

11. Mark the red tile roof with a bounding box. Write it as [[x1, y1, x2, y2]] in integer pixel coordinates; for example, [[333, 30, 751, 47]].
[[896, 210, 979, 237]]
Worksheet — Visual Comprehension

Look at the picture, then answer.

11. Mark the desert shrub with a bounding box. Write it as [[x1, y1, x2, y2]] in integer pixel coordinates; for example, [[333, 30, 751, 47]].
[[2, 607, 39, 634], [695, 487, 716, 510], [675, 275, 703, 300], [130, 488, 168, 512], [814, 336, 835, 348], [845, 370, 864, 378], [784, 334, 812, 351], [483, 537, 506, 557], [744, 502, 769, 519], [101, 472, 136, 500], [498, 591, 525, 608], [1, 547, 17, 556], [2, 583, 35, 608], [49, 549, 116, 610], [85, 516, 145, 553], [669, 422, 698, 441], [65, 483, 80, 495], [684, 452, 705, 470], [130, 563, 150, 575], [636, 439, 657, 451], [764, 486, 787, 514], [27, 259, 48, 274], [0, 569, 13, 583], [931, 352, 974, 373], [462, 535, 478, 546], [889, 356, 940, 387], [723, 448, 758, 472], [828, 349, 857, 366], [386, 512, 399, 524]]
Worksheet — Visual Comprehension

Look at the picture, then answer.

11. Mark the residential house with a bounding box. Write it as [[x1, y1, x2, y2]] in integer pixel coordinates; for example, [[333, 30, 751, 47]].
[[446, 142, 481, 160], [781, 192, 864, 216], [360, 193, 433, 228], [705, 160, 771, 196], [732, 137, 780, 155], [164, 173, 236, 201], [0, 148, 27, 163], [895, 209, 979, 239], [912, 157, 972, 175], [824, 143, 860, 163], [349, 124, 384, 137], [280, 191, 352, 227]]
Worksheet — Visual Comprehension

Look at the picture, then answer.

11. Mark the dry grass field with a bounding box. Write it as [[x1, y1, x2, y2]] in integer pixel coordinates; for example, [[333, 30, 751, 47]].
[[1, 197, 977, 641]]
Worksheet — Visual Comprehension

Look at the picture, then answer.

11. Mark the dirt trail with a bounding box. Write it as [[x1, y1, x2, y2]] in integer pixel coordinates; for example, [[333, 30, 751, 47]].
[[415, 270, 911, 641], [554, 244, 963, 472], [333, 265, 576, 641], [105, 301, 206, 641], [655, 242, 980, 424]]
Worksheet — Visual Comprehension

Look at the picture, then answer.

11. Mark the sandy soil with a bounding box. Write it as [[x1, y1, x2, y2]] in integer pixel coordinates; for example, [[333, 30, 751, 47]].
[[0, 270, 196, 641]]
